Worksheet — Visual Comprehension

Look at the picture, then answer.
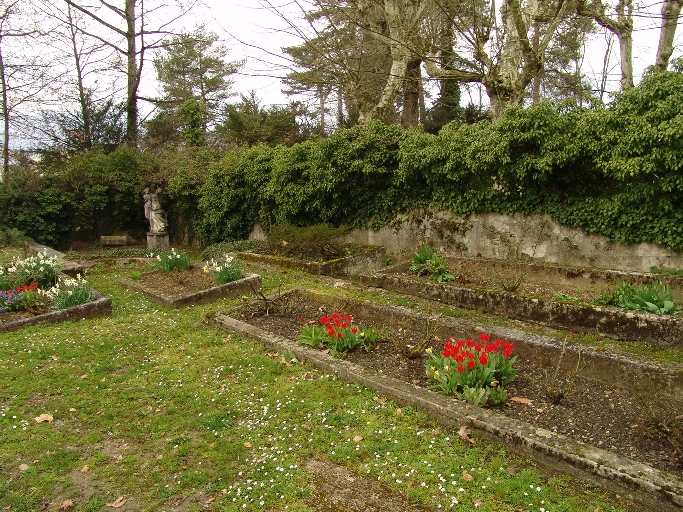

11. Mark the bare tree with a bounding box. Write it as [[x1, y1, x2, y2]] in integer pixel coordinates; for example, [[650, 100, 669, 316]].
[[0, 1, 53, 178], [576, 0, 633, 89], [63, 0, 197, 143]]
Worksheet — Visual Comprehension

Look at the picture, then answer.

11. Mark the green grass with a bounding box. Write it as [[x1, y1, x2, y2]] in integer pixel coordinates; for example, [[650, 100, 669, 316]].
[[0, 250, 640, 510]]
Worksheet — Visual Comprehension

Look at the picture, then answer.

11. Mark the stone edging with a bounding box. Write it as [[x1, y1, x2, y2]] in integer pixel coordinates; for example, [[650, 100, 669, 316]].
[[205, 311, 683, 512], [360, 272, 683, 348], [0, 289, 112, 333], [237, 246, 386, 277], [117, 269, 261, 308]]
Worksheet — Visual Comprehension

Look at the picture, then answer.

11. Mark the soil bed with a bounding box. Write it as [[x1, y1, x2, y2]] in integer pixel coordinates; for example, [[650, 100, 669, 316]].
[[387, 257, 683, 303], [133, 267, 216, 297], [229, 291, 683, 481]]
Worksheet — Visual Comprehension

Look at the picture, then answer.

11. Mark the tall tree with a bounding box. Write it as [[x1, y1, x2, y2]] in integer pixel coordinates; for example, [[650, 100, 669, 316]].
[[424, 0, 574, 118], [576, 0, 633, 89], [153, 26, 242, 126], [63, 0, 196, 143], [281, 1, 392, 127]]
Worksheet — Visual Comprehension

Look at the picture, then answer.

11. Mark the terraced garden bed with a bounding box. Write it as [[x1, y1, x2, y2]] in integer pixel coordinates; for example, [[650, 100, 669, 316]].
[[209, 287, 683, 512]]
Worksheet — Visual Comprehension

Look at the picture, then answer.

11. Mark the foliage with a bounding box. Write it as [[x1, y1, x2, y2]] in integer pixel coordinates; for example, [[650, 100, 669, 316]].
[[298, 312, 378, 357], [198, 145, 274, 244], [0, 228, 28, 248], [596, 280, 679, 315], [201, 240, 265, 261], [0, 283, 39, 312], [264, 223, 350, 260], [651, 266, 683, 277], [409, 243, 456, 282], [202, 255, 243, 285], [217, 92, 311, 147], [153, 25, 241, 125], [41, 274, 94, 310], [153, 248, 190, 273], [425, 334, 517, 406]]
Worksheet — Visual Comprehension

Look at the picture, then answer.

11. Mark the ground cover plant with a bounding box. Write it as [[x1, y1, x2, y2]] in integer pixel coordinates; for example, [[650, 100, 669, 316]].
[[0, 248, 631, 511], [596, 280, 680, 315], [408, 242, 456, 282]]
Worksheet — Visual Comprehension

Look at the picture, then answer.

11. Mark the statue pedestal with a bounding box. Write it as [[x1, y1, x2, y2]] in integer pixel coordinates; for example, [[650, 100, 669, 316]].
[[147, 232, 169, 250]]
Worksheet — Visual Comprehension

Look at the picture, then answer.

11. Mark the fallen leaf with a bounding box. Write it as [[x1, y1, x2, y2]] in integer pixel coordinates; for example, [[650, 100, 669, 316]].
[[594, 508, 602, 512], [510, 396, 534, 405], [51, 355, 58, 361], [461, 470, 474, 482], [18, 464, 29, 471], [353, 435, 364, 442], [80, 374, 88, 379], [80, 465, 90, 473], [106, 497, 126, 508], [205, 497, 216, 504], [431, 429, 441, 436], [373, 396, 387, 406], [473, 499, 483, 508], [301, 424, 311, 431], [222, 489, 228, 494], [59, 500, 75, 510], [458, 425, 476, 446], [266, 353, 280, 358], [244, 442, 253, 449], [69, 408, 76, 412], [34, 413, 53, 423], [395, 408, 403, 416]]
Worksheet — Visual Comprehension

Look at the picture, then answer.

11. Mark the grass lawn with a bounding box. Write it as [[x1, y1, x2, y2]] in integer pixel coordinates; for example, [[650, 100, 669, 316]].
[[0, 250, 630, 511]]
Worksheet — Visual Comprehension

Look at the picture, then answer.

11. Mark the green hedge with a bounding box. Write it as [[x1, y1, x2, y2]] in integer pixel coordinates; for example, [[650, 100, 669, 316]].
[[2, 70, 682, 252]]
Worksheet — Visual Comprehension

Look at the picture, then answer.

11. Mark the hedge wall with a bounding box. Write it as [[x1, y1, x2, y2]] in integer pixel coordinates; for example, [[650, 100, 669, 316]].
[[2, 70, 682, 252]]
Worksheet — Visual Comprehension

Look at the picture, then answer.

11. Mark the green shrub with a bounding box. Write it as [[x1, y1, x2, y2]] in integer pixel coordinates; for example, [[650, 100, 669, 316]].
[[0, 228, 28, 248], [201, 240, 265, 261]]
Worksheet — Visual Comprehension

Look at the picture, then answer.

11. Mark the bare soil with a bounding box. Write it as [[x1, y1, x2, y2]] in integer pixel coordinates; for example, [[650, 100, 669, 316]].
[[229, 292, 683, 480], [134, 267, 216, 297]]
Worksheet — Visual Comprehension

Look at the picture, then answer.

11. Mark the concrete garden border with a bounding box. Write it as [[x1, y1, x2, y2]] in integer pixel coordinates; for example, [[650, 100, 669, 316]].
[[205, 288, 683, 512], [117, 264, 261, 308], [361, 262, 683, 348], [0, 288, 112, 333], [237, 245, 386, 277]]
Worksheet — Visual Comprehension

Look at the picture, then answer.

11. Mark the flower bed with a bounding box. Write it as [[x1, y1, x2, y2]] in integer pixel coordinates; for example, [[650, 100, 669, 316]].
[[361, 258, 683, 347], [0, 251, 111, 332], [207, 287, 683, 511], [117, 262, 261, 308], [237, 244, 386, 277]]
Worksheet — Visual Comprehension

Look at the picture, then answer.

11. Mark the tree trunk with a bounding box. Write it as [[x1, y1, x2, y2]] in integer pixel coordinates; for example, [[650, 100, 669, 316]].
[[67, 4, 92, 149], [0, 40, 9, 179], [619, 27, 633, 89], [400, 58, 421, 128], [125, 0, 138, 143], [655, 0, 682, 71]]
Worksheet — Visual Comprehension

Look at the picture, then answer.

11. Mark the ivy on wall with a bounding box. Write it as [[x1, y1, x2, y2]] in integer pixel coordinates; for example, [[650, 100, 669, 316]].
[[2, 71, 682, 252]]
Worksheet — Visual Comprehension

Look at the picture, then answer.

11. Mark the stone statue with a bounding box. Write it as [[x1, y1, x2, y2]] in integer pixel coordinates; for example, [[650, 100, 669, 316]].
[[143, 188, 168, 233]]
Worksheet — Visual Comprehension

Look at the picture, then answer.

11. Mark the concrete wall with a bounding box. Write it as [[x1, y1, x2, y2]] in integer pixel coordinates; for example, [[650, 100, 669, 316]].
[[335, 209, 683, 273]]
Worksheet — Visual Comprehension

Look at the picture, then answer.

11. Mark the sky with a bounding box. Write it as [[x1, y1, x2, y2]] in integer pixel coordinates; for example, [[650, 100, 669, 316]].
[[186, 0, 682, 108]]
